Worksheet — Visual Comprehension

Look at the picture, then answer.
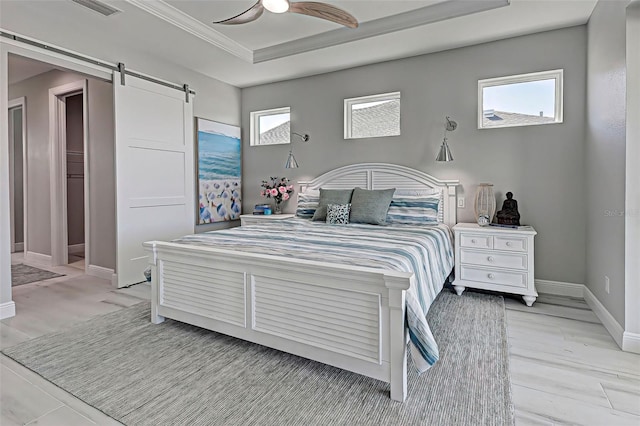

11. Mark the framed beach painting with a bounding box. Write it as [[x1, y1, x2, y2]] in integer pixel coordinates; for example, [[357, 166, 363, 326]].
[[196, 118, 242, 224]]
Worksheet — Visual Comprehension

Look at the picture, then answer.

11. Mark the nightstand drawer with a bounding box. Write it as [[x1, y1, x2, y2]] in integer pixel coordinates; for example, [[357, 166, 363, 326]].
[[459, 234, 493, 249], [459, 249, 527, 270], [460, 265, 527, 288], [494, 236, 527, 252]]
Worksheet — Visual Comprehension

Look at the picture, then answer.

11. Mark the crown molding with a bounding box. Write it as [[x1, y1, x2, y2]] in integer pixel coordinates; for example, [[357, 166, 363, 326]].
[[254, 0, 510, 63], [124, 0, 509, 65], [123, 0, 253, 63]]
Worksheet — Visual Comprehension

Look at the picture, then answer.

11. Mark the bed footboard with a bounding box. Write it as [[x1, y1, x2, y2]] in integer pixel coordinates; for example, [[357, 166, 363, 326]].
[[143, 241, 413, 402]]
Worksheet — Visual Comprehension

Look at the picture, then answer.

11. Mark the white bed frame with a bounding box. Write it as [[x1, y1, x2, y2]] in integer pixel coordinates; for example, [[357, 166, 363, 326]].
[[144, 163, 459, 402]]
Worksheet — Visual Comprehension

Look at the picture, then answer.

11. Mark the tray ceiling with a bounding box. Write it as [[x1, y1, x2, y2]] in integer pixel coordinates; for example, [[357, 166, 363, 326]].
[[0, 0, 598, 87]]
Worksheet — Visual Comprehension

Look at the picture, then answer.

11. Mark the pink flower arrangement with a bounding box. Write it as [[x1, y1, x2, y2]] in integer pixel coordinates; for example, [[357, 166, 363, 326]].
[[260, 177, 295, 207]]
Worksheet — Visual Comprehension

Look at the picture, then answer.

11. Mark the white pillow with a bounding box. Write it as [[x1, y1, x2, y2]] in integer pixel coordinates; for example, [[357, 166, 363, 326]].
[[295, 190, 320, 219]]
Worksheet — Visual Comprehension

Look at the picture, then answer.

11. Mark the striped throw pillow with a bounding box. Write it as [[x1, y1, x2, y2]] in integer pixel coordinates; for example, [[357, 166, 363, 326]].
[[295, 190, 320, 219], [387, 192, 441, 225]]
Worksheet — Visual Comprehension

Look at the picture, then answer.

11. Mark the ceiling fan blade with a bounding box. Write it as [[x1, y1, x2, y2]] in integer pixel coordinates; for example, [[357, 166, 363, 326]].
[[213, 1, 264, 25], [289, 2, 358, 28]]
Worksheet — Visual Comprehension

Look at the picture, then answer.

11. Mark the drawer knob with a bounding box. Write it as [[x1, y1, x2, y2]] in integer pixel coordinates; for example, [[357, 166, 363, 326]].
[[487, 256, 494, 262], [506, 241, 512, 247], [471, 239, 477, 244], [488, 273, 495, 279]]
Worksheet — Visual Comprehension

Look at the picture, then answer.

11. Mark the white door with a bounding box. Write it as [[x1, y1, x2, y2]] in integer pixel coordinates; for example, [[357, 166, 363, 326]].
[[113, 72, 194, 287]]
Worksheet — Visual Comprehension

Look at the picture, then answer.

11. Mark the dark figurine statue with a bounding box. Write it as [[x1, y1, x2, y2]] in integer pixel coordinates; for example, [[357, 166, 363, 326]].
[[496, 192, 521, 225]]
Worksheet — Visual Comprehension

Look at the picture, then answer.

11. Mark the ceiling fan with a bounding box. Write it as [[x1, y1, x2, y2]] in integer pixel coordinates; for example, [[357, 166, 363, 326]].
[[213, 0, 359, 29]]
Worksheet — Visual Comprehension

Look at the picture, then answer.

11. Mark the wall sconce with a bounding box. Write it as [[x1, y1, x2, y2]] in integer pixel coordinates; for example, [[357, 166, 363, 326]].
[[285, 132, 310, 169], [436, 116, 457, 162]]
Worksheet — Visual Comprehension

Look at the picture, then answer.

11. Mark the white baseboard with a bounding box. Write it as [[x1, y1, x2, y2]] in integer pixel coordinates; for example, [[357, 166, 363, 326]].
[[583, 286, 624, 348], [622, 332, 640, 354], [14, 242, 24, 252], [111, 273, 118, 287], [0, 301, 16, 319], [535, 279, 634, 353], [86, 264, 114, 281], [535, 279, 585, 298], [68, 243, 85, 255], [23, 251, 52, 266]]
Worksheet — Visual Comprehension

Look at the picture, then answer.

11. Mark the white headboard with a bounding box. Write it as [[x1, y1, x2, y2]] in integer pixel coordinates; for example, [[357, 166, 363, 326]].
[[298, 163, 460, 227]]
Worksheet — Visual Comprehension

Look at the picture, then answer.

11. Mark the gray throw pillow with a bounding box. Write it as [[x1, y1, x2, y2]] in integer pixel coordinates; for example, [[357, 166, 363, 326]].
[[350, 187, 396, 225], [312, 188, 353, 221]]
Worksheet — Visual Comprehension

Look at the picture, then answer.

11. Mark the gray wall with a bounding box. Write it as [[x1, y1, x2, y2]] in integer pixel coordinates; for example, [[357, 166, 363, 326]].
[[586, 0, 628, 327], [65, 93, 84, 247], [242, 26, 588, 285]]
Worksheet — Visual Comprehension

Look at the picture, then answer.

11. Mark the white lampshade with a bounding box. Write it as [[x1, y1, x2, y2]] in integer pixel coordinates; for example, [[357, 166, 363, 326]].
[[263, 0, 290, 13]]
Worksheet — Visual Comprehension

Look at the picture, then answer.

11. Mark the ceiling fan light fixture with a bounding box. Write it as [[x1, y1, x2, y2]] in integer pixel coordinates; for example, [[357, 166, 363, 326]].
[[262, 0, 290, 13]]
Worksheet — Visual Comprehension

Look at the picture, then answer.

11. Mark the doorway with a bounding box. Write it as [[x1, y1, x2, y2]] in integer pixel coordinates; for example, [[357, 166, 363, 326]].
[[64, 93, 86, 269], [8, 98, 26, 254], [49, 81, 89, 268]]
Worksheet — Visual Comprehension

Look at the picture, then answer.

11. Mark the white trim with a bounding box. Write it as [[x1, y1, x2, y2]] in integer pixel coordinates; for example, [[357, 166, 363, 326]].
[[82, 86, 91, 272], [253, 0, 510, 63], [0, 301, 15, 319], [0, 33, 113, 81], [534, 279, 585, 298], [622, 332, 640, 354], [625, 1, 640, 352], [583, 286, 624, 349], [249, 106, 291, 146], [23, 251, 52, 266], [537, 280, 638, 353], [8, 97, 27, 256], [477, 69, 564, 129], [49, 80, 87, 267], [111, 273, 118, 287], [8, 103, 14, 253], [68, 243, 85, 255], [122, 0, 253, 63], [120, 0, 508, 64], [86, 264, 114, 281], [344, 92, 401, 140]]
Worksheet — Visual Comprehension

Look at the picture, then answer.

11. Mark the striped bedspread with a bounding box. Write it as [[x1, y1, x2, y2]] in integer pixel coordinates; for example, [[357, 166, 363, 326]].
[[173, 219, 454, 373]]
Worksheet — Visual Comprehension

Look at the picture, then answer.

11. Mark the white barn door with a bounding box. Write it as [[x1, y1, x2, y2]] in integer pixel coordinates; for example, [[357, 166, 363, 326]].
[[113, 72, 194, 287]]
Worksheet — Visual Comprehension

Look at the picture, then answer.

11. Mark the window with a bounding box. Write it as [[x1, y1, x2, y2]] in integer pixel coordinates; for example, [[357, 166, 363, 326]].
[[344, 92, 400, 139], [250, 107, 290, 146], [478, 69, 563, 129]]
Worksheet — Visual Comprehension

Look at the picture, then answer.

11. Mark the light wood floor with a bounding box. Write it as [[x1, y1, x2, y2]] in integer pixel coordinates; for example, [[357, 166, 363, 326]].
[[1, 257, 638, 425]]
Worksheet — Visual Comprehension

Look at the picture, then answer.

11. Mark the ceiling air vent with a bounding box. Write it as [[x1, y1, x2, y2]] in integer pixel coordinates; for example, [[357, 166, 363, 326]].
[[70, 0, 121, 17]]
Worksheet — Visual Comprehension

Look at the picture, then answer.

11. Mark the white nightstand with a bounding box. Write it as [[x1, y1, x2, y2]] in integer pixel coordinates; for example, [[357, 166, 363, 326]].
[[240, 213, 295, 226], [452, 223, 538, 306]]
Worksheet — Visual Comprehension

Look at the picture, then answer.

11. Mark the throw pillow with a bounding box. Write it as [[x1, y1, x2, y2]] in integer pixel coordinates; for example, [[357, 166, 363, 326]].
[[386, 193, 440, 225], [296, 190, 320, 219], [312, 188, 354, 221], [326, 203, 351, 225], [349, 187, 396, 225]]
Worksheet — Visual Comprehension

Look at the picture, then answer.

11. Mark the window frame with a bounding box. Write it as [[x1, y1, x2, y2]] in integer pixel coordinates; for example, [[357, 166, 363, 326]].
[[477, 69, 564, 129], [343, 91, 401, 139], [249, 106, 291, 146]]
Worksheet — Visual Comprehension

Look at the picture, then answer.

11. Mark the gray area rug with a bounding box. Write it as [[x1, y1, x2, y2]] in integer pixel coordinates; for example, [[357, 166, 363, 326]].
[[3, 290, 514, 426], [10, 264, 64, 287]]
